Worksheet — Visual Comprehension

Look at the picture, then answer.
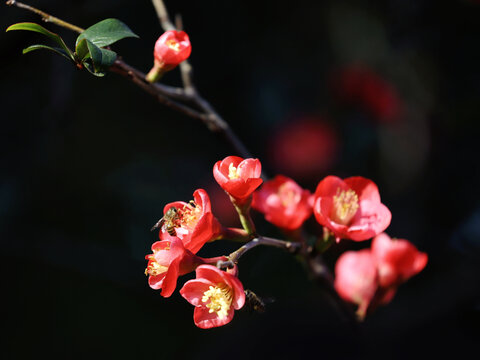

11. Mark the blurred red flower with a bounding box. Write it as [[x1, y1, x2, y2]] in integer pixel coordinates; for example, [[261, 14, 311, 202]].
[[334, 249, 378, 316], [180, 265, 245, 329], [371, 233, 428, 288], [252, 175, 313, 230], [313, 176, 391, 242], [332, 66, 402, 122], [268, 117, 339, 180]]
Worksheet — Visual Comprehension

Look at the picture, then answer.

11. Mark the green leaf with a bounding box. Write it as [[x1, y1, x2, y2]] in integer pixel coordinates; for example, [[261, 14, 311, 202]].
[[76, 18, 139, 48], [6, 22, 74, 59], [75, 38, 90, 61], [84, 39, 117, 74], [83, 61, 105, 77], [23, 44, 73, 62]]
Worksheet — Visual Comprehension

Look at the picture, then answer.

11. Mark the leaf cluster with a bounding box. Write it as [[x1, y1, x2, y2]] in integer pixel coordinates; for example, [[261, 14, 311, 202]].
[[6, 19, 139, 76]]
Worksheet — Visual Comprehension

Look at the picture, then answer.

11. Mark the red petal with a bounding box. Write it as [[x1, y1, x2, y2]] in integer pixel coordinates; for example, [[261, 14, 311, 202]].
[[193, 306, 234, 329], [180, 278, 214, 306]]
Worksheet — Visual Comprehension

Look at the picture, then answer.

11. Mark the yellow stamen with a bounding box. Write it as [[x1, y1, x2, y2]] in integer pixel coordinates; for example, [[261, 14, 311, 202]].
[[202, 284, 233, 319], [179, 201, 201, 229], [145, 255, 168, 276], [278, 183, 300, 207], [228, 163, 240, 180], [166, 39, 181, 52], [332, 188, 359, 225]]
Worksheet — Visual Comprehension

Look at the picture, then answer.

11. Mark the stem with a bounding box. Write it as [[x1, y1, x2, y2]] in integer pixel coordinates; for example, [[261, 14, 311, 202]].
[[7, 0, 359, 328], [6, 0, 254, 160], [6, 0, 84, 33], [217, 236, 301, 269], [218, 227, 250, 242], [231, 196, 257, 237]]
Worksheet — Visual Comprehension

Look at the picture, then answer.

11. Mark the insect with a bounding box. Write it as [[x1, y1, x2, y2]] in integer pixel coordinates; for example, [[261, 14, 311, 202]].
[[150, 207, 180, 235], [244, 289, 274, 313]]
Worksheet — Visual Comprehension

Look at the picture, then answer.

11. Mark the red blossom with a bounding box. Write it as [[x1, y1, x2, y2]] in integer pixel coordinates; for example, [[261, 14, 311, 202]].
[[268, 117, 339, 180], [213, 156, 263, 201], [252, 175, 313, 230], [161, 189, 222, 254], [331, 65, 402, 123], [371, 233, 428, 288], [154, 30, 192, 71], [334, 249, 378, 316], [180, 265, 245, 329], [145, 235, 199, 297], [313, 176, 391, 242]]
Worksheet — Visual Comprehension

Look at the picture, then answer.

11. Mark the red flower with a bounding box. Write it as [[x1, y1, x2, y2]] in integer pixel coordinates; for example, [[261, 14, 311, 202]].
[[145, 235, 199, 297], [331, 65, 402, 123], [313, 176, 391, 241], [180, 265, 245, 329], [371, 233, 428, 288], [252, 175, 313, 230], [146, 30, 192, 82], [161, 189, 222, 254], [213, 156, 263, 201], [154, 30, 191, 71], [334, 249, 378, 316]]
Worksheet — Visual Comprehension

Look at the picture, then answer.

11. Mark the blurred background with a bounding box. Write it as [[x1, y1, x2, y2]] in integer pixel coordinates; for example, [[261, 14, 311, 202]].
[[1, 0, 479, 358]]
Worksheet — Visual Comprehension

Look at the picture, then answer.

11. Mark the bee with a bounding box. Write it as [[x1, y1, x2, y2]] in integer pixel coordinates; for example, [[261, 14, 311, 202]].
[[244, 289, 274, 314], [150, 207, 180, 235]]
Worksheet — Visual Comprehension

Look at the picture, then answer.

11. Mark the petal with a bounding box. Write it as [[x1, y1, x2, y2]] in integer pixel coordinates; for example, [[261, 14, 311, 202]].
[[213, 161, 229, 185], [314, 176, 347, 198], [193, 188, 212, 213], [237, 158, 262, 178], [148, 272, 166, 290], [344, 176, 381, 203], [195, 264, 229, 285], [160, 257, 181, 298], [193, 306, 234, 329], [180, 278, 214, 306], [347, 201, 391, 241]]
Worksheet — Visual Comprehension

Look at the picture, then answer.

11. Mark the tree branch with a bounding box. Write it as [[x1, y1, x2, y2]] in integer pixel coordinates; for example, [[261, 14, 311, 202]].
[[6, 0, 360, 328]]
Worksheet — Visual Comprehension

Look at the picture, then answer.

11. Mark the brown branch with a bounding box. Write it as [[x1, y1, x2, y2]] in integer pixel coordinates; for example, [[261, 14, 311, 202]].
[[217, 236, 301, 269], [6, 0, 84, 33], [7, 0, 360, 328]]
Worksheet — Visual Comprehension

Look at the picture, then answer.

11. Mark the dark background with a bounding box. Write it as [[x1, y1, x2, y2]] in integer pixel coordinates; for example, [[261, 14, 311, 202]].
[[1, 0, 479, 359]]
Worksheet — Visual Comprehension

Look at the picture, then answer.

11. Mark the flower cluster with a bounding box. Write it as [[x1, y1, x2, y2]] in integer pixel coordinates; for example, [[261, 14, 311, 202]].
[[145, 155, 427, 328], [334, 233, 428, 318]]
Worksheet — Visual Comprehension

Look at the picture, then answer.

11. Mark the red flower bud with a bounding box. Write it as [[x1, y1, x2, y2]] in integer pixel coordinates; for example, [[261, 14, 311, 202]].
[[180, 265, 245, 329], [146, 30, 192, 82], [161, 189, 222, 254], [334, 249, 378, 315], [145, 235, 199, 297], [313, 176, 391, 242], [213, 156, 263, 200], [252, 175, 313, 230], [371, 233, 428, 288]]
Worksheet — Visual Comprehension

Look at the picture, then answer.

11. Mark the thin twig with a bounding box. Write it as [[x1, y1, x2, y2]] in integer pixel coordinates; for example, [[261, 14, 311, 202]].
[[6, 0, 84, 33], [6, 0, 360, 328], [217, 236, 301, 269]]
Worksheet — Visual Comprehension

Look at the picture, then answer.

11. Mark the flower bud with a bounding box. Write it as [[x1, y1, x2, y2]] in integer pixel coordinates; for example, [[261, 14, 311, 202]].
[[146, 30, 192, 83]]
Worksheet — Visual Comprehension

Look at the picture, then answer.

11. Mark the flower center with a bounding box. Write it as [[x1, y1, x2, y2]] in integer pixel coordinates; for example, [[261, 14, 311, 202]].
[[228, 163, 240, 180], [278, 183, 300, 207], [166, 39, 181, 52], [202, 284, 233, 319], [145, 255, 168, 276], [332, 188, 359, 225], [179, 200, 201, 230]]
